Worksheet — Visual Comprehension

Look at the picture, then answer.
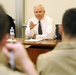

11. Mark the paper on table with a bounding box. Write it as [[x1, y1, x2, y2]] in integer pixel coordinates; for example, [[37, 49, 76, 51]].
[[25, 39, 43, 42]]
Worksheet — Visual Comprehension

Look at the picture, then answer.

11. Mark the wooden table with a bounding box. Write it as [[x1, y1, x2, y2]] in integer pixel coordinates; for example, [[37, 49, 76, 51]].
[[16, 38, 61, 64], [17, 38, 60, 46]]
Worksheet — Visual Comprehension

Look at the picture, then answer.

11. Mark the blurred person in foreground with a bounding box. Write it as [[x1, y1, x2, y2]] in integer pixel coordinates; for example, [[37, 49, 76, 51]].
[[36, 8, 76, 75], [0, 5, 37, 75], [25, 4, 55, 40]]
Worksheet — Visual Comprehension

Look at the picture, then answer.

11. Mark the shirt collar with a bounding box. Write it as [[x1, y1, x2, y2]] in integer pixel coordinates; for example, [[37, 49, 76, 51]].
[[35, 16, 45, 23]]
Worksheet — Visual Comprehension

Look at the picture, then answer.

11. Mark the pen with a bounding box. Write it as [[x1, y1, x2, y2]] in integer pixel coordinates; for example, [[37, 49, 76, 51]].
[[9, 51, 15, 70]]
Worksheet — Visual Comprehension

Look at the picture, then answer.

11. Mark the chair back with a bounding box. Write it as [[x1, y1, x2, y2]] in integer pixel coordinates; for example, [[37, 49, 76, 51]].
[[55, 24, 62, 40]]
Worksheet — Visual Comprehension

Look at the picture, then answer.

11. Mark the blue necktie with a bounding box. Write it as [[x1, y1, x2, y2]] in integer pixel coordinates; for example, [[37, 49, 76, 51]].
[[38, 21, 42, 34]]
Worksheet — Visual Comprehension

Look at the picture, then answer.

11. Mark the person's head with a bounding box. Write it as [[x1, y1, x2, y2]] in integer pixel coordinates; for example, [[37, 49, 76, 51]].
[[34, 4, 45, 20], [0, 5, 10, 48], [59, 8, 76, 40]]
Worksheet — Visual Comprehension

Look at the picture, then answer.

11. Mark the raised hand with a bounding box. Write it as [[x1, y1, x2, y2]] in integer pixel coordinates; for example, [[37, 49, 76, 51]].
[[29, 21, 37, 30]]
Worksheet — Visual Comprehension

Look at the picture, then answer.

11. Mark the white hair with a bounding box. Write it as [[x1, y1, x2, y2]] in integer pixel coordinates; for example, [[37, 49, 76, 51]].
[[33, 4, 45, 11]]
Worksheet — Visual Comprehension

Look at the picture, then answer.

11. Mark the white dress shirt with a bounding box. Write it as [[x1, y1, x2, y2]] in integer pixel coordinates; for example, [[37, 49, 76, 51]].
[[25, 16, 56, 40]]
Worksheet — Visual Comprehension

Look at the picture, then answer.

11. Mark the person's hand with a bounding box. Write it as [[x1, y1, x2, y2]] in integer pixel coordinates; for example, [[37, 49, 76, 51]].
[[29, 21, 36, 30], [3, 42, 29, 67], [33, 34, 36, 39], [3, 42, 38, 75]]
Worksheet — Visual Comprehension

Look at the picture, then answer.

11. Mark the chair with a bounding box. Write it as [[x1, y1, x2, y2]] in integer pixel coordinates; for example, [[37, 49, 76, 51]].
[[55, 24, 62, 40]]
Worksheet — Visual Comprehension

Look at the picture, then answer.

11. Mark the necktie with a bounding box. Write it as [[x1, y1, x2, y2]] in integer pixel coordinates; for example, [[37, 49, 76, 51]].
[[38, 21, 42, 34]]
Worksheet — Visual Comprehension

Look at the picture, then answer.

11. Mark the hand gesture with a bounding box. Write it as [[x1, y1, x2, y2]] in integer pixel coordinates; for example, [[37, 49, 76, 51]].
[[29, 21, 37, 30]]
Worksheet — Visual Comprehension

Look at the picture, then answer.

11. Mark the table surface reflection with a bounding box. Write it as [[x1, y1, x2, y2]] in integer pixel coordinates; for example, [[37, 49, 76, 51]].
[[16, 38, 61, 47]]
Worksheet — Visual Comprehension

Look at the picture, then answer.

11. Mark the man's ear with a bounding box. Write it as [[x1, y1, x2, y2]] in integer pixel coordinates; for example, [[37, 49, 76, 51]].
[[4, 33, 10, 41], [58, 24, 63, 35], [0, 34, 10, 46]]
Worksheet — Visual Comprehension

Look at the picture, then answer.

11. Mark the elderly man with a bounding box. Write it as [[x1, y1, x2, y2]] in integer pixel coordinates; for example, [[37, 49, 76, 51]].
[[25, 4, 55, 40]]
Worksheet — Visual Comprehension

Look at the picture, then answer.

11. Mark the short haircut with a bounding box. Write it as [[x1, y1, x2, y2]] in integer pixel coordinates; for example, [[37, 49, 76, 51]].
[[62, 8, 76, 38], [0, 5, 9, 41], [33, 4, 45, 11]]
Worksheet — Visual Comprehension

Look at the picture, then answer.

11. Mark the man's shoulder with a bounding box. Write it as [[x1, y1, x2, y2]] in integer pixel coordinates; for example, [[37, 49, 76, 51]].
[[36, 50, 58, 71], [0, 64, 26, 75], [44, 16, 53, 22], [37, 51, 54, 61], [37, 49, 62, 62]]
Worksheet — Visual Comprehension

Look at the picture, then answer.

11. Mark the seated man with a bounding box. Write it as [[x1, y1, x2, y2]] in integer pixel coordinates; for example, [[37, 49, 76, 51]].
[[36, 8, 76, 75], [25, 4, 55, 40], [0, 5, 37, 75]]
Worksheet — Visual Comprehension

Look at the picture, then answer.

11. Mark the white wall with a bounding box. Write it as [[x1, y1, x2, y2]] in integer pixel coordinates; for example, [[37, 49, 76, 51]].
[[1, 0, 76, 24], [25, 0, 76, 24], [0, 0, 15, 20]]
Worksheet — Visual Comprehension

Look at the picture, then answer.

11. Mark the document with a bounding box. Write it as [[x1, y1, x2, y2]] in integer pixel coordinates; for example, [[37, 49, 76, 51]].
[[25, 39, 43, 42]]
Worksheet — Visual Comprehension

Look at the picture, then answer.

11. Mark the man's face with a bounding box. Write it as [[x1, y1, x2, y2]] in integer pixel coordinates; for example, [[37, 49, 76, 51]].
[[34, 6, 45, 20]]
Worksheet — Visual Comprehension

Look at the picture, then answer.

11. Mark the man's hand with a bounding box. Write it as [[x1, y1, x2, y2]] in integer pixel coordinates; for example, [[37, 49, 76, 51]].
[[29, 21, 36, 30], [3, 42, 38, 75], [33, 34, 36, 39], [3, 42, 29, 67]]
